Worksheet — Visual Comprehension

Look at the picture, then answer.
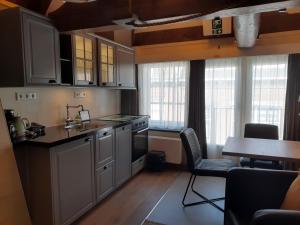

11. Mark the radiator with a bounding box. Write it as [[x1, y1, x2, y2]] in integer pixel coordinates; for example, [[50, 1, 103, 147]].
[[148, 135, 183, 164]]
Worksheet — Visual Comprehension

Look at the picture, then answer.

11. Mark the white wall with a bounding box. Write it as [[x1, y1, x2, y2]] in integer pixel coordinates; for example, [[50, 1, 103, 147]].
[[0, 87, 120, 127]]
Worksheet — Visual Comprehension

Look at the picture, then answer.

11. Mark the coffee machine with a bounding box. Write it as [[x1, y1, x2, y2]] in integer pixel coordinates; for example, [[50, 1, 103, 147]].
[[4, 109, 17, 138]]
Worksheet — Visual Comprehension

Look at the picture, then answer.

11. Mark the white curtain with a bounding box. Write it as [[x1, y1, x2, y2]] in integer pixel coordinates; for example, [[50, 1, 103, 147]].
[[139, 61, 189, 130], [205, 58, 242, 146], [205, 55, 288, 156], [245, 55, 288, 138]]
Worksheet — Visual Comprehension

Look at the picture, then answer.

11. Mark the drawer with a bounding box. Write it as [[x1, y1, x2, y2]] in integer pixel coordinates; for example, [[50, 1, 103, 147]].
[[95, 129, 114, 167], [95, 161, 115, 202], [132, 155, 145, 176]]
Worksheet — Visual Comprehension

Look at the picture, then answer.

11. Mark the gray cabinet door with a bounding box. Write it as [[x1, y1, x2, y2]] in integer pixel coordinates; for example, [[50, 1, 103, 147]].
[[51, 136, 95, 225], [22, 12, 60, 85], [115, 125, 132, 187], [95, 129, 114, 167], [116, 47, 135, 88], [95, 161, 115, 202]]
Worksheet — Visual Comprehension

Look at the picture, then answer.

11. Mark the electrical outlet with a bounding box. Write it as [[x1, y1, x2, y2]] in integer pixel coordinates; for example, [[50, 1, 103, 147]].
[[27, 92, 37, 100], [74, 91, 87, 98], [16, 92, 38, 101], [16, 92, 26, 101]]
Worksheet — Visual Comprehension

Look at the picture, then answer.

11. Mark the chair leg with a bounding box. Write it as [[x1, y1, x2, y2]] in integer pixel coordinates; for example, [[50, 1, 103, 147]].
[[182, 174, 224, 212], [191, 176, 224, 212]]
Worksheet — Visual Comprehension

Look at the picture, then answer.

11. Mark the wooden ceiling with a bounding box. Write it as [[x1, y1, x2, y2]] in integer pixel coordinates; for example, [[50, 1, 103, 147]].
[[4, 0, 300, 46]]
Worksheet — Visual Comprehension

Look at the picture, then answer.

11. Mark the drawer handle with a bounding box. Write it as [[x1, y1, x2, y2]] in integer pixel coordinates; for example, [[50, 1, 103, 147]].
[[118, 83, 122, 87], [104, 166, 107, 170], [102, 82, 107, 86], [85, 137, 92, 142], [103, 132, 107, 136]]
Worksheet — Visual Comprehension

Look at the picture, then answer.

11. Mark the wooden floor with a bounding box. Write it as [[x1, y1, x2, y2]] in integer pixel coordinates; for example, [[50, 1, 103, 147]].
[[73, 170, 179, 225]]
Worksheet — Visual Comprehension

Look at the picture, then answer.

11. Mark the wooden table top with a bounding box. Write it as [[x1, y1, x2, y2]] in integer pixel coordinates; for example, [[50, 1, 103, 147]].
[[223, 137, 300, 162]]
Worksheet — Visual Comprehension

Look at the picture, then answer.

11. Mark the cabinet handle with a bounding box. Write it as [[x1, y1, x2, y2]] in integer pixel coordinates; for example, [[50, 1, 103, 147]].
[[102, 82, 107, 86], [104, 166, 107, 170], [118, 83, 122, 87], [88, 81, 94, 85], [122, 127, 125, 130], [103, 132, 107, 136], [85, 137, 92, 142]]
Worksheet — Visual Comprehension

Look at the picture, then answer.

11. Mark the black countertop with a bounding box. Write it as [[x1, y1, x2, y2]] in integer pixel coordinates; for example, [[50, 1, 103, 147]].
[[13, 120, 129, 147]]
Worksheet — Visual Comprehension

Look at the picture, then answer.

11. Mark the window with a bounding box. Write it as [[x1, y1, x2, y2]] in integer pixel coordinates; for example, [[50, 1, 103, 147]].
[[205, 58, 241, 145], [139, 62, 189, 130], [205, 55, 288, 145], [247, 55, 288, 138]]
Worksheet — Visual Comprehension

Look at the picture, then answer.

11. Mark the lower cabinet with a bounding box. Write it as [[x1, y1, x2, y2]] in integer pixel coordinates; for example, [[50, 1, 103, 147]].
[[15, 127, 133, 225], [95, 161, 115, 202], [51, 136, 95, 225], [115, 124, 132, 187]]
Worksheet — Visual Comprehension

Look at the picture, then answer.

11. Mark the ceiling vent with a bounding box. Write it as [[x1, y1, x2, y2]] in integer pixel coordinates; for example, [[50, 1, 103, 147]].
[[233, 13, 260, 48]]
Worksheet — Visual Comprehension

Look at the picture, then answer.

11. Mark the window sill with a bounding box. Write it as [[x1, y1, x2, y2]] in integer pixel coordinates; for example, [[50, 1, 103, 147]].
[[149, 128, 182, 133]]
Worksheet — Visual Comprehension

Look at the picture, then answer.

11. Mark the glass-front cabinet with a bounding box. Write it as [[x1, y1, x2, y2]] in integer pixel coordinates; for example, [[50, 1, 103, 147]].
[[73, 34, 97, 86], [98, 40, 116, 86]]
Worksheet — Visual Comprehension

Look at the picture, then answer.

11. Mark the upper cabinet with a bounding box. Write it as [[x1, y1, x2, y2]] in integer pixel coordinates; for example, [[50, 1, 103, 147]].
[[98, 37, 136, 89], [60, 34, 97, 86], [116, 46, 135, 88], [73, 35, 97, 86], [0, 8, 61, 87], [98, 40, 116, 87]]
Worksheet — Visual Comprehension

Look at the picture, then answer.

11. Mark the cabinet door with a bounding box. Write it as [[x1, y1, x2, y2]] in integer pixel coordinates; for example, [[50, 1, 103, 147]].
[[115, 125, 132, 187], [116, 47, 135, 88], [51, 136, 95, 225], [22, 13, 60, 85], [98, 40, 116, 87], [95, 129, 114, 167], [73, 35, 97, 86], [95, 161, 115, 202]]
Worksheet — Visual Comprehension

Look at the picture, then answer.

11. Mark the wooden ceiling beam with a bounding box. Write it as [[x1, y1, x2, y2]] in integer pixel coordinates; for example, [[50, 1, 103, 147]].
[[133, 11, 300, 46], [8, 0, 53, 14]]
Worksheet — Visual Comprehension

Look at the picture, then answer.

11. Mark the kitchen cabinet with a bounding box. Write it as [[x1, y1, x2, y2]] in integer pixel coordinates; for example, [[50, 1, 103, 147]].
[[95, 161, 115, 202], [116, 46, 136, 88], [51, 136, 95, 225], [95, 128, 114, 167], [0, 7, 61, 87], [73, 34, 97, 86], [16, 136, 95, 225], [115, 124, 132, 187], [95, 128, 115, 202], [60, 34, 97, 86], [97, 36, 136, 89], [98, 39, 117, 87]]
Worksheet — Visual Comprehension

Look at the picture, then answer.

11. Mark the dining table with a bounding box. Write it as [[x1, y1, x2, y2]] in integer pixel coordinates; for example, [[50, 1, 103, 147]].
[[222, 137, 300, 162]]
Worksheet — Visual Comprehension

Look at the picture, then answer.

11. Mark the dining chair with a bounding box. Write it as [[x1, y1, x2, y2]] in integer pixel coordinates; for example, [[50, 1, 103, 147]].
[[180, 128, 238, 212], [240, 123, 283, 170]]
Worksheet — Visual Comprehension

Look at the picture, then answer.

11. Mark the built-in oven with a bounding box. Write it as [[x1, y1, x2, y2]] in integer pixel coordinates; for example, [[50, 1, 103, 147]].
[[131, 117, 149, 175]]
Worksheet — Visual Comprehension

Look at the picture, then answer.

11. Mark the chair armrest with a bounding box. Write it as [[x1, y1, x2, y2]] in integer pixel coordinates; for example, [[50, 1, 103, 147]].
[[225, 168, 297, 217], [252, 209, 300, 225]]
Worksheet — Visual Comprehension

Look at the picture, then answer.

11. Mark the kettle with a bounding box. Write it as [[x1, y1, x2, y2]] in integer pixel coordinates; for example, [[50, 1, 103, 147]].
[[13, 116, 30, 137]]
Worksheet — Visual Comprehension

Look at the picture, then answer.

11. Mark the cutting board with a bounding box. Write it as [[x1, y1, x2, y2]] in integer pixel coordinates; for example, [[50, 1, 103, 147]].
[[0, 100, 32, 225]]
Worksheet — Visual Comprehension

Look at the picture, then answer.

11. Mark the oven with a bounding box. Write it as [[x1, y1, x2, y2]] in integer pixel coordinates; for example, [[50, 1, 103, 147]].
[[132, 127, 148, 162]]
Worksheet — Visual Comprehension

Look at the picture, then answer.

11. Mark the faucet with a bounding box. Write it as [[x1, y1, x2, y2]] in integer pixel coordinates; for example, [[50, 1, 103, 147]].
[[65, 104, 84, 126]]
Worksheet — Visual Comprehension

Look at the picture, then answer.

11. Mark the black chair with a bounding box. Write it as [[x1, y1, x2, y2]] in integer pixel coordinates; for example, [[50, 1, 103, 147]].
[[224, 168, 300, 225], [240, 123, 283, 170], [180, 128, 238, 211]]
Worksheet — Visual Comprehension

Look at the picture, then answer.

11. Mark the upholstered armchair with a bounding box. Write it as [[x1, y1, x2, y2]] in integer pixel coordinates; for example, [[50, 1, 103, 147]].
[[224, 168, 300, 225]]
